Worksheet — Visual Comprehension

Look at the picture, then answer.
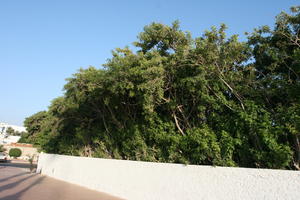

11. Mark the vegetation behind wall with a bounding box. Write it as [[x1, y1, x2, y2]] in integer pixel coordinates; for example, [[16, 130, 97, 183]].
[[21, 6, 300, 170]]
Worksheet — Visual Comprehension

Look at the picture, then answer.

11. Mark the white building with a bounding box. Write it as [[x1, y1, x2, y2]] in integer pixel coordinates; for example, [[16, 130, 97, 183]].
[[0, 122, 26, 134], [0, 122, 26, 145]]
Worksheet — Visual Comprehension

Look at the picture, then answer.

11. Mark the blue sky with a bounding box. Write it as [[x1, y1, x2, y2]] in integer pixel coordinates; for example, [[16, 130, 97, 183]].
[[0, 0, 298, 126]]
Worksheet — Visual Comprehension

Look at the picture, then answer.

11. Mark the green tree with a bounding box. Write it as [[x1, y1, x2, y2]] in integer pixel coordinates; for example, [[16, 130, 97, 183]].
[[20, 111, 48, 145], [9, 148, 22, 158], [6, 127, 15, 135], [248, 6, 300, 169], [23, 6, 300, 170]]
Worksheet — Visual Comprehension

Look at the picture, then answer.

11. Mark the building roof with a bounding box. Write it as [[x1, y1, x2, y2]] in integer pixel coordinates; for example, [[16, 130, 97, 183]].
[[7, 143, 33, 148]]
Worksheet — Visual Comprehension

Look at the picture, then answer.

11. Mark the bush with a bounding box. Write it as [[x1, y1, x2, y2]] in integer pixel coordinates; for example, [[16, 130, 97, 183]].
[[9, 148, 22, 158], [0, 145, 5, 152]]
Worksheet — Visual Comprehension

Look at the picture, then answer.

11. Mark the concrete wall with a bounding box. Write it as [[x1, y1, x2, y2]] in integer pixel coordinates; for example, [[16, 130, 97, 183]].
[[37, 153, 300, 200]]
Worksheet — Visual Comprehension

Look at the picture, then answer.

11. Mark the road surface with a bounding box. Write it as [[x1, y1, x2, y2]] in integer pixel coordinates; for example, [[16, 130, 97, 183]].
[[0, 162, 123, 200]]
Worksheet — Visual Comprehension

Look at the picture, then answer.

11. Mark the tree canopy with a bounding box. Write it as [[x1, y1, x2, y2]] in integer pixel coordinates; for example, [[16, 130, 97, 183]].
[[22, 6, 300, 170]]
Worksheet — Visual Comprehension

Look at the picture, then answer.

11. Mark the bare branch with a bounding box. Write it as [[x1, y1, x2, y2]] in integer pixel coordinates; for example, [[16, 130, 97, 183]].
[[172, 111, 185, 135]]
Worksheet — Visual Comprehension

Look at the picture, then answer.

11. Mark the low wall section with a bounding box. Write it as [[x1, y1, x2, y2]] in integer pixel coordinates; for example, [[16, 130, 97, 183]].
[[37, 153, 300, 200], [4, 143, 39, 161]]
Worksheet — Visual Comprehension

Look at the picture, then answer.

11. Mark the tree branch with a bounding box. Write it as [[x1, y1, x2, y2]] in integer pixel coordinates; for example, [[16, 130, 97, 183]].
[[172, 111, 185, 135]]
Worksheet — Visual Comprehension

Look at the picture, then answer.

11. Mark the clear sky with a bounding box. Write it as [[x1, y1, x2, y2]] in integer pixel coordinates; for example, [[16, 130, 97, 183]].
[[0, 0, 298, 126]]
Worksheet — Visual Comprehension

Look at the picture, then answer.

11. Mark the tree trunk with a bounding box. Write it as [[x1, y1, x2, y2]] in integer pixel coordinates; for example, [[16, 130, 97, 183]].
[[293, 134, 300, 170]]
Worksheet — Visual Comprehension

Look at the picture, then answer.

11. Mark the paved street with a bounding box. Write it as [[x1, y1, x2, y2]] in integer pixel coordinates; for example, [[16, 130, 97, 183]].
[[0, 163, 123, 200]]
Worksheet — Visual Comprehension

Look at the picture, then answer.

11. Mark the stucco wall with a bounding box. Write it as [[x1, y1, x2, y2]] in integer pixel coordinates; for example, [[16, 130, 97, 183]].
[[37, 153, 300, 200]]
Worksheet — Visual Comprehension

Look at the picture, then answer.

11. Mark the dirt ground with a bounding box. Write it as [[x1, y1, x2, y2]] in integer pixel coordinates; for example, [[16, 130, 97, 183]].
[[0, 162, 123, 200]]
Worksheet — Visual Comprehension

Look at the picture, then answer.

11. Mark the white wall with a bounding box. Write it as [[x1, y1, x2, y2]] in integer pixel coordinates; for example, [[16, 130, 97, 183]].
[[0, 135, 21, 145], [37, 153, 300, 200], [0, 123, 26, 134]]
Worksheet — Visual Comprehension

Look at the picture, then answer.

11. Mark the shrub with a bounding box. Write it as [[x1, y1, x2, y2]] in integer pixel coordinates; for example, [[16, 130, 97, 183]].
[[0, 145, 6, 152], [9, 148, 22, 158]]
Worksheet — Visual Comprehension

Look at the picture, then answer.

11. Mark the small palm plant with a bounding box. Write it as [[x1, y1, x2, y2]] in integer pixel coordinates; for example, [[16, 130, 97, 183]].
[[0, 145, 6, 152], [28, 155, 35, 173]]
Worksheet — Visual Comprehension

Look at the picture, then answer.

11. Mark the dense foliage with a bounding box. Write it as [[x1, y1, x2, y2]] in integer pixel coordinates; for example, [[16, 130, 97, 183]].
[[21, 7, 300, 169], [6, 127, 25, 136], [9, 148, 22, 158]]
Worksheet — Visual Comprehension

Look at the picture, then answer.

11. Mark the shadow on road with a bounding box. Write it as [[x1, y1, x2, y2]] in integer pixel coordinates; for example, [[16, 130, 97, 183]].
[[0, 176, 45, 200], [0, 172, 28, 182], [0, 161, 37, 169], [0, 173, 38, 193]]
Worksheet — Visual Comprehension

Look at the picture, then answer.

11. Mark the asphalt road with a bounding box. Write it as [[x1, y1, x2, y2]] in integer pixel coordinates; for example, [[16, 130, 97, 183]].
[[0, 162, 123, 200]]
